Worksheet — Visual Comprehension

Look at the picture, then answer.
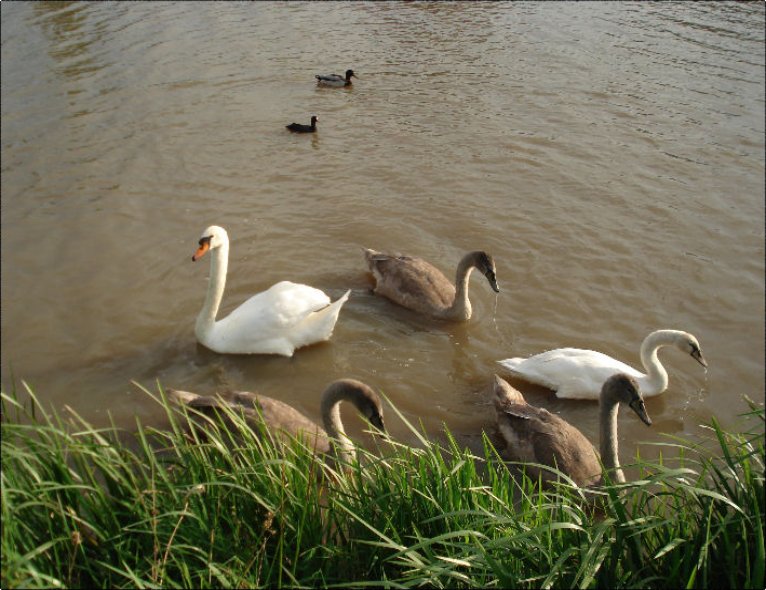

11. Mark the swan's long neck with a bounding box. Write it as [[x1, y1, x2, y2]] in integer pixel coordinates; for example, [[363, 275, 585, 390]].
[[450, 255, 476, 320], [638, 331, 671, 396], [320, 388, 355, 464], [195, 240, 229, 339], [599, 395, 625, 483]]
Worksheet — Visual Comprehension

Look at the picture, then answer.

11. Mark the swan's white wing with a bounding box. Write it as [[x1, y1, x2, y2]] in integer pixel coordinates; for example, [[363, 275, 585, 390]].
[[497, 348, 644, 400], [211, 281, 334, 354]]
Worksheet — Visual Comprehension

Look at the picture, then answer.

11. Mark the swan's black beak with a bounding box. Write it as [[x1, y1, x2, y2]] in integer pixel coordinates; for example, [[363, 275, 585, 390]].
[[691, 348, 707, 368], [629, 399, 652, 426], [369, 413, 385, 433], [485, 270, 500, 293]]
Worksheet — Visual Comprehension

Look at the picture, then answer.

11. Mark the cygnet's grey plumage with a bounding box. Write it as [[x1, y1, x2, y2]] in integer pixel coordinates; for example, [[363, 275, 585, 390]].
[[492, 373, 652, 487], [168, 379, 385, 462], [363, 249, 499, 320]]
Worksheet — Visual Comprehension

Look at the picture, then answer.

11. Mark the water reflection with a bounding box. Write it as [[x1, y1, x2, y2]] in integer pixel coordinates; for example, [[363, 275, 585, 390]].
[[33, 1, 111, 82]]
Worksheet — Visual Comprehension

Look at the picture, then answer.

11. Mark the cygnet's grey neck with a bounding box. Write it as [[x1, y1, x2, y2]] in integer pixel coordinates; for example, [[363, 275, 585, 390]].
[[599, 392, 625, 484], [451, 253, 482, 320]]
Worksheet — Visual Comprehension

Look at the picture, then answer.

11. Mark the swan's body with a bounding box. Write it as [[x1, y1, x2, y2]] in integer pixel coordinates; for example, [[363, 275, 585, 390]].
[[363, 248, 499, 321], [192, 225, 349, 356], [286, 115, 318, 133], [497, 329, 707, 400], [168, 379, 385, 463], [316, 69, 356, 87], [492, 373, 652, 486]]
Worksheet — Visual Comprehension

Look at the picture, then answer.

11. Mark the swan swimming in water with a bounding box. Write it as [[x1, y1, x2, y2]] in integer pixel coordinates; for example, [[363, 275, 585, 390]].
[[168, 379, 385, 464], [492, 373, 652, 486], [363, 248, 499, 321], [192, 225, 349, 356], [497, 329, 707, 400]]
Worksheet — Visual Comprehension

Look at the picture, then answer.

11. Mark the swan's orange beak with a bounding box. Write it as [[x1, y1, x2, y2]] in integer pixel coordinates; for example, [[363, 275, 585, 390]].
[[192, 241, 210, 262]]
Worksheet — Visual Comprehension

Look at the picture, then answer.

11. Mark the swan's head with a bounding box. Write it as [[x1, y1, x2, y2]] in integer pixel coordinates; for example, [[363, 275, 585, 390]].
[[678, 332, 707, 368], [358, 386, 386, 433], [192, 225, 228, 261], [472, 251, 500, 293], [602, 373, 652, 426], [330, 379, 385, 433]]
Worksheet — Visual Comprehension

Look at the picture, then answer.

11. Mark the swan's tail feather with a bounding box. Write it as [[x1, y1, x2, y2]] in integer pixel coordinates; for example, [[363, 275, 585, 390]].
[[497, 358, 525, 376], [167, 389, 203, 405], [491, 374, 527, 406], [362, 247, 381, 265], [294, 289, 351, 348]]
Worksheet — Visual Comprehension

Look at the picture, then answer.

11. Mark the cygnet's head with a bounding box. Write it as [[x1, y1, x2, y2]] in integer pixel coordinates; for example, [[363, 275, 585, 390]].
[[472, 251, 500, 293], [327, 379, 386, 432], [602, 373, 652, 426]]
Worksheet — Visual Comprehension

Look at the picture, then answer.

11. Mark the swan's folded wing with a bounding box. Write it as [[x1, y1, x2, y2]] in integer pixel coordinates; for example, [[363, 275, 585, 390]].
[[247, 394, 331, 454], [208, 281, 341, 354], [369, 255, 455, 309], [223, 281, 330, 327], [497, 403, 600, 483], [496, 402, 559, 464], [499, 348, 643, 399]]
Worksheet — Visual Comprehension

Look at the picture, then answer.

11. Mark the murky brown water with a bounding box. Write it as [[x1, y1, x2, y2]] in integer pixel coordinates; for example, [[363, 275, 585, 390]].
[[2, 2, 764, 462]]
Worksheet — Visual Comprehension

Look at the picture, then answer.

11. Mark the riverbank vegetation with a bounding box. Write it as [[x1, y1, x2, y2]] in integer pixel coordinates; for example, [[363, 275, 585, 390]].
[[2, 383, 763, 589]]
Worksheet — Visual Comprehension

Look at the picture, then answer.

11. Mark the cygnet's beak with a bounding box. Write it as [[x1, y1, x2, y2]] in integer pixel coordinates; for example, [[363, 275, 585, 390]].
[[629, 398, 653, 426], [369, 413, 385, 433], [485, 270, 500, 293]]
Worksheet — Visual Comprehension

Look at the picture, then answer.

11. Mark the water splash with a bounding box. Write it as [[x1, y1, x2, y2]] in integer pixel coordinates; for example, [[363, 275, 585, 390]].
[[491, 292, 513, 350]]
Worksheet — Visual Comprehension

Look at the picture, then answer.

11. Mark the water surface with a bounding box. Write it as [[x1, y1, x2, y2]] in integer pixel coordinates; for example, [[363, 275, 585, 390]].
[[2, 2, 764, 460]]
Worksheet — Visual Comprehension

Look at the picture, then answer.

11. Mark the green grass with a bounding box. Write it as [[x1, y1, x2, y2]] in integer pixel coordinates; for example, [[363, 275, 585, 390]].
[[2, 382, 763, 589]]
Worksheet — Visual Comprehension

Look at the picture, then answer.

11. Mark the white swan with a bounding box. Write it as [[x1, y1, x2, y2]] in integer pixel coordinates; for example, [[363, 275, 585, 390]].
[[493, 373, 652, 486], [192, 225, 350, 356], [497, 329, 707, 400], [168, 379, 385, 464]]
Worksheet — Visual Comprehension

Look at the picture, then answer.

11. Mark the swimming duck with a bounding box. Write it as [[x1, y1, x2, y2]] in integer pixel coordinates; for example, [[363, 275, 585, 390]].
[[315, 69, 356, 87], [286, 115, 319, 133]]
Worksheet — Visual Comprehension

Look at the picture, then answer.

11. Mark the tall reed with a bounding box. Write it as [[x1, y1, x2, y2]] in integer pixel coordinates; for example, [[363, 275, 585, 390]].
[[2, 382, 763, 589]]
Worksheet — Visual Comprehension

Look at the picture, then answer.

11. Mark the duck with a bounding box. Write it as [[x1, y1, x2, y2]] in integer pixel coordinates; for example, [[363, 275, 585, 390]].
[[315, 69, 356, 87], [191, 225, 349, 356], [497, 329, 707, 400], [286, 115, 318, 133], [168, 379, 385, 463], [492, 373, 652, 486], [363, 248, 499, 321]]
